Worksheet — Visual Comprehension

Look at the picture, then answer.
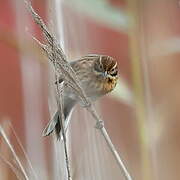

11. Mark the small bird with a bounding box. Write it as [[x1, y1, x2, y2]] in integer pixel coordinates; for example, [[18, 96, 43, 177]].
[[43, 54, 118, 139]]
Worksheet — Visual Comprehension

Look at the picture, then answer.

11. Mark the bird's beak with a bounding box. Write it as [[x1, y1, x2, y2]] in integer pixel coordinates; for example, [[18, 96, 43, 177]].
[[103, 71, 108, 77]]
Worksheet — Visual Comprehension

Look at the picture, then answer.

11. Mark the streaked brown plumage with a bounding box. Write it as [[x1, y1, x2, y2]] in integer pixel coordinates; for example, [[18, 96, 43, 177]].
[[43, 54, 118, 139]]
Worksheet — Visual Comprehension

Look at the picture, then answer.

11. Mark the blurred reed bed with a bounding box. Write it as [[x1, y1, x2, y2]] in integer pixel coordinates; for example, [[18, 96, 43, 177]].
[[128, 0, 180, 180]]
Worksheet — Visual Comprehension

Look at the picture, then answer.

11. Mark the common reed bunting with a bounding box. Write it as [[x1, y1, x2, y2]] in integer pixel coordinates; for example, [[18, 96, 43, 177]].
[[43, 54, 118, 139]]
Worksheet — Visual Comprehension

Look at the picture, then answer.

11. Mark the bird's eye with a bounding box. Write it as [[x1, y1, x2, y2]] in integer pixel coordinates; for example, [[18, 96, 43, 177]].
[[110, 68, 117, 76]]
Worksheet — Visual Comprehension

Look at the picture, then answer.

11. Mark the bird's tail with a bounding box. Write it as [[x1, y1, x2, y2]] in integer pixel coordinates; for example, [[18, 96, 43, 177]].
[[42, 111, 60, 138], [42, 97, 76, 140]]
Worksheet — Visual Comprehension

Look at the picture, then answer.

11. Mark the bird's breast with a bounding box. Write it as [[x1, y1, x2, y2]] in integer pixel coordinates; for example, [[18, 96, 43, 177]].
[[102, 77, 118, 94]]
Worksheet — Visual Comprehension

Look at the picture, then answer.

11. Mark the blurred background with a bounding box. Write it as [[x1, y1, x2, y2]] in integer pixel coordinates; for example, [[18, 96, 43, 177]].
[[1, 0, 180, 179]]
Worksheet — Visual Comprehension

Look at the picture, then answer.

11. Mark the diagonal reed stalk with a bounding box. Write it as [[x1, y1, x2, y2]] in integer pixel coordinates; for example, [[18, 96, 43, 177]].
[[8, 122, 38, 180], [0, 154, 24, 180], [0, 125, 29, 180], [23, 0, 133, 179]]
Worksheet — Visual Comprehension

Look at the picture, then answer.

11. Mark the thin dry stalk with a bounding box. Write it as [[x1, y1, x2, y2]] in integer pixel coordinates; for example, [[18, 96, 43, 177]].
[[0, 126, 29, 180], [23, 0, 132, 179], [53, 33, 71, 179], [8, 123, 38, 180], [0, 155, 24, 180], [55, 79, 71, 180]]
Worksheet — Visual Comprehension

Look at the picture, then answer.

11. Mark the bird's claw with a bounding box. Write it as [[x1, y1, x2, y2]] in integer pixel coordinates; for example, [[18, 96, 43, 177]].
[[95, 120, 104, 129], [81, 102, 91, 108]]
